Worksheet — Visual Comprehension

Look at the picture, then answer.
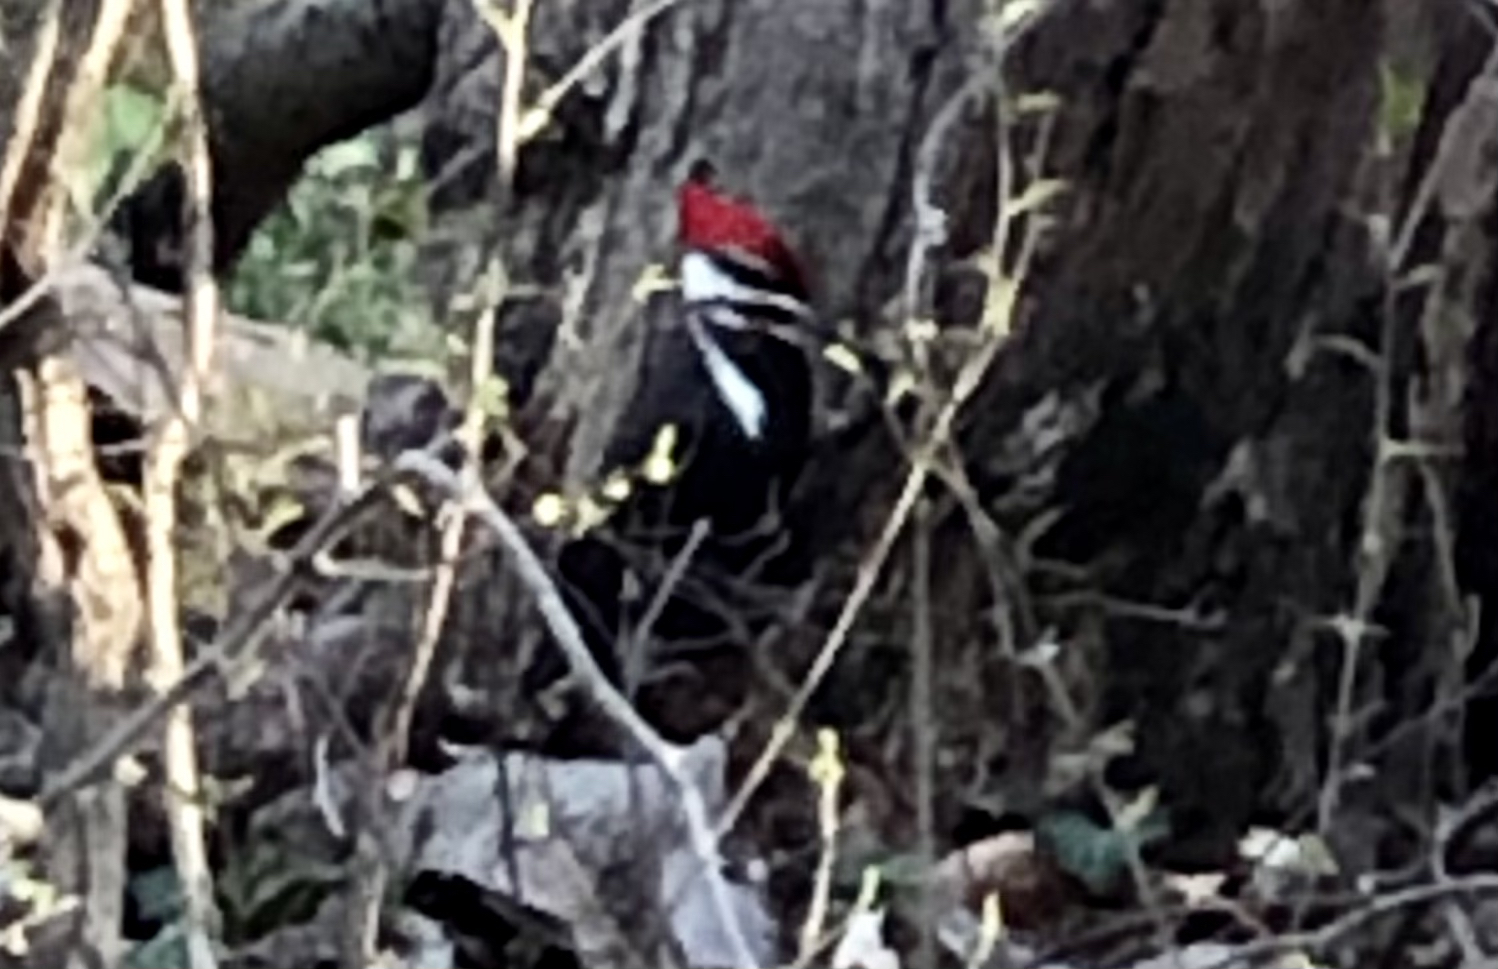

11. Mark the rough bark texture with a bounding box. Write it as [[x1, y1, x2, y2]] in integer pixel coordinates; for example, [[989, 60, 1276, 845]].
[[423, 0, 985, 485], [58, 0, 1498, 957], [412, 0, 1393, 862], [411, 0, 1498, 870], [980, 0, 1391, 859]]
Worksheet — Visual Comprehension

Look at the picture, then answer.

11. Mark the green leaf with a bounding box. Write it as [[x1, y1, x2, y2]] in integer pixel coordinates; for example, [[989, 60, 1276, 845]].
[[104, 84, 168, 157], [1379, 60, 1426, 141], [216, 841, 343, 942], [875, 851, 930, 887], [1036, 807, 1171, 897], [371, 187, 427, 240], [124, 923, 188, 969], [74, 83, 168, 209], [128, 865, 184, 924], [311, 136, 382, 179], [254, 494, 307, 543], [1014, 90, 1062, 116], [474, 374, 511, 421]]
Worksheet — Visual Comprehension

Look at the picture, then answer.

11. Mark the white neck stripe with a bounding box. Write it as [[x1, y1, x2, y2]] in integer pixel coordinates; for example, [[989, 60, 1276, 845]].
[[685, 311, 767, 440], [679, 250, 810, 321]]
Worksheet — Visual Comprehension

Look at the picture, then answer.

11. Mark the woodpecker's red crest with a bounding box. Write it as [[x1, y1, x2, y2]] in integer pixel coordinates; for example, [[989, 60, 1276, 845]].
[[676, 162, 808, 297]]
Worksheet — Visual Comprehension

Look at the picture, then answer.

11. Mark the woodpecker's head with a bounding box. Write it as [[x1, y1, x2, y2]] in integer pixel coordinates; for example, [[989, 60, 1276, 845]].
[[656, 160, 819, 446], [675, 160, 810, 315]]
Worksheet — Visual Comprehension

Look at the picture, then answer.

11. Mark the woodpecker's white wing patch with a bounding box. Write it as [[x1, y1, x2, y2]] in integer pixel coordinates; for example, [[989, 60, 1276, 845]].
[[686, 312, 767, 440]]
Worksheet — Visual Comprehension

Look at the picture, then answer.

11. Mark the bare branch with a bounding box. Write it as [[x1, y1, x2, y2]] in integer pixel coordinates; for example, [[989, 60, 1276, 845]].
[[395, 449, 762, 969], [141, 0, 225, 961]]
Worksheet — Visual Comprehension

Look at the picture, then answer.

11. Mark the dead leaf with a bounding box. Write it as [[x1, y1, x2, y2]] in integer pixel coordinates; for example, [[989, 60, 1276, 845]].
[[930, 831, 1073, 932]]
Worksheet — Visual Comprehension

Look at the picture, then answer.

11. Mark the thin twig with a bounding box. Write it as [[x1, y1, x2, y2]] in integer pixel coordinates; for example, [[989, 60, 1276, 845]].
[[718, 52, 1058, 842], [793, 730, 846, 968], [624, 518, 711, 699], [395, 449, 761, 969], [348, 5, 535, 959], [911, 496, 937, 969], [518, 0, 691, 142], [41, 463, 399, 809], [1199, 874, 1498, 969], [385, 0, 532, 775], [1316, 35, 1498, 839], [142, 0, 222, 963]]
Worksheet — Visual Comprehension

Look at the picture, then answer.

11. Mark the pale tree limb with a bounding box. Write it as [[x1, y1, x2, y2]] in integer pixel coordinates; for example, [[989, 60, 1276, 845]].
[[40, 454, 413, 810], [0, 0, 145, 965], [0, 0, 62, 237], [395, 449, 762, 969], [143, 0, 223, 963], [18, 357, 139, 969]]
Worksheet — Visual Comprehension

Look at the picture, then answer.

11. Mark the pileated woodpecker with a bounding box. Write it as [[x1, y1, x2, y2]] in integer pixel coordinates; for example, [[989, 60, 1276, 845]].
[[546, 161, 816, 714], [599, 160, 814, 533]]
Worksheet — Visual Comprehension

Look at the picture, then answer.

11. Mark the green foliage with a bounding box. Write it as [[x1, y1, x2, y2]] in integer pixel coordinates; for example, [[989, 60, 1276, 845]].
[[474, 374, 512, 422], [121, 841, 342, 958], [102, 84, 170, 165], [124, 866, 188, 969], [129, 864, 186, 924], [226, 130, 438, 362], [1036, 806, 1170, 898], [82, 83, 171, 212], [1378, 60, 1426, 143], [215, 838, 344, 944], [124, 924, 189, 969], [871, 850, 930, 888], [91, 94, 436, 366]]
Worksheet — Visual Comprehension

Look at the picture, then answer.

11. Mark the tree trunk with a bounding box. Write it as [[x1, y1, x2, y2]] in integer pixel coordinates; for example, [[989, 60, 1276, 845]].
[[976, 0, 1391, 861], [105, 0, 1498, 891]]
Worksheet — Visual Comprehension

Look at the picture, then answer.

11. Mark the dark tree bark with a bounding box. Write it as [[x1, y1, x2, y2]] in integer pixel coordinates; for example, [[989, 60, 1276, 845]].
[[973, 0, 1392, 861], [99, 0, 1498, 899]]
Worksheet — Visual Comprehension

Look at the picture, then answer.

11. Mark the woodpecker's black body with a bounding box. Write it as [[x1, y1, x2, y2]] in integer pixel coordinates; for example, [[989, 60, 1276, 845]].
[[554, 306, 814, 681], [545, 169, 818, 708], [601, 293, 813, 539]]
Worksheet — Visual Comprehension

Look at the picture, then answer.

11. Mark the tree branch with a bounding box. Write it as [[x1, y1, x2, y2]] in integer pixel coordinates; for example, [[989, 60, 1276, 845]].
[[395, 449, 762, 969]]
